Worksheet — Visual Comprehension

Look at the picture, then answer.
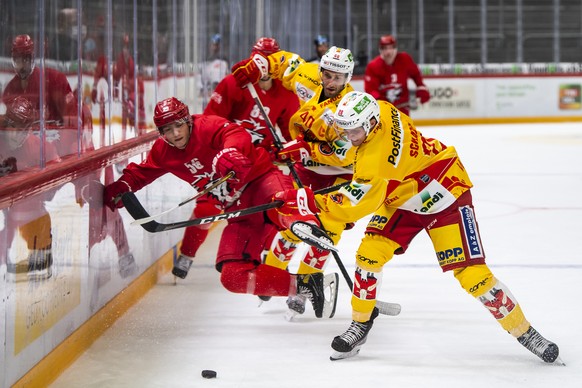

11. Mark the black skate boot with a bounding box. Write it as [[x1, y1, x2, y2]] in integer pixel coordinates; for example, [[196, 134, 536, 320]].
[[172, 254, 193, 279], [330, 307, 380, 361], [296, 272, 339, 319], [517, 326, 561, 364]]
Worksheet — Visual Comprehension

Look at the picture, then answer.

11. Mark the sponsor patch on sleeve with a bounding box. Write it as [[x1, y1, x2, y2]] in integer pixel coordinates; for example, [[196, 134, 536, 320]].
[[339, 181, 372, 205]]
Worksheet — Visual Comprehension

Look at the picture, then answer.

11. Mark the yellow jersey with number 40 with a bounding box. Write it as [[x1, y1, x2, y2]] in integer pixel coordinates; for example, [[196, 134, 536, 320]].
[[268, 50, 355, 174]]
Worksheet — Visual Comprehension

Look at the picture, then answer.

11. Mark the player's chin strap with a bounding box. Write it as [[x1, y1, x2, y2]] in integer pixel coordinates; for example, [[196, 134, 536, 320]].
[[246, 83, 400, 317]]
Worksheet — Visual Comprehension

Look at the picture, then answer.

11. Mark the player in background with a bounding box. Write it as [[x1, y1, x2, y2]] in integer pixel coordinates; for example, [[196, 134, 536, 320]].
[[0, 97, 60, 282], [169, 37, 300, 281], [364, 35, 430, 116], [231, 45, 356, 317], [280, 90, 560, 363], [307, 35, 330, 64], [3, 34, 79, 158], [103, 97, 339, 319], [197, 34, 230, 108], [92, 34, 146, 141]]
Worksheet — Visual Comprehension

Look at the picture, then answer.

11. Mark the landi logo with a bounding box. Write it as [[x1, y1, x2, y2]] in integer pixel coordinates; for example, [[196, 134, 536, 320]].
[[559, 84, 581, 110]]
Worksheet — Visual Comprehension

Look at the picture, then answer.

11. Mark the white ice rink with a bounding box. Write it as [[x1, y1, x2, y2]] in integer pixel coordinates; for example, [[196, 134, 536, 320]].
[[51, 122, 582, 388]]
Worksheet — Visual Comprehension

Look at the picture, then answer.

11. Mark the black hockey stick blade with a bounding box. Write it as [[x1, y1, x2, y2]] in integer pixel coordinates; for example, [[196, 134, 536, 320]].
[[122, 192, 284, 232]]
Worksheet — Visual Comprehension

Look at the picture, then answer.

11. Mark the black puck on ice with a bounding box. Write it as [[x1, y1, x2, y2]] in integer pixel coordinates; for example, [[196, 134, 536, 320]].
[[201, 369, 217, 379]]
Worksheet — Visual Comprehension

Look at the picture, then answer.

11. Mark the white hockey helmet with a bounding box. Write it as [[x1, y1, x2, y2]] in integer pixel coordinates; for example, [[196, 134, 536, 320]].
[[319, 46, 354, 84], [334, 91, 380, 136]]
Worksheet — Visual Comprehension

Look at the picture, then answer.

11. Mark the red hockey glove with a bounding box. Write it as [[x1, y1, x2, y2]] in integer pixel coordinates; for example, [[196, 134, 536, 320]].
[[212, 148, 253, 189], [103, 180, 132, 211], [416, 85, 430, 104], [275, 135, 311, 164], [267, 187, 320, 231], [231, 53, 269, 88]]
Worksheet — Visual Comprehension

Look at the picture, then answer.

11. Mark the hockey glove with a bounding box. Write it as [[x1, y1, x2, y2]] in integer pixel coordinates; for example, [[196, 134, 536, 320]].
[[212, 148, 253, 190], [267, 187, 320, 231], [103, 179, 132, 211], [275, 135, 311, 164], [231, 53, 269, 88], [416, 85, 430, 104]]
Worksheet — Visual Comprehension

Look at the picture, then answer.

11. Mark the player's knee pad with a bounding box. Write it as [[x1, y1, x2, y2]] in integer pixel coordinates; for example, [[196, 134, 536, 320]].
[[454, 264, 495, 297], [355, 234, 398, 272]]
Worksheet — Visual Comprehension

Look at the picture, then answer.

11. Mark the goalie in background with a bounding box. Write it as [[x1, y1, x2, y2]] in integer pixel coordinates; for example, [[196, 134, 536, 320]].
[[277, 90, 561, 363], [103, 97, 339, 319]]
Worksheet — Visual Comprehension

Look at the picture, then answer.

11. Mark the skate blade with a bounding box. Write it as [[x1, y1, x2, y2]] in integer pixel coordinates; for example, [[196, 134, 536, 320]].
[[552, 356, 566, 366], [322, 273, 339, 319], [330, 346, 362, 361], [290, 222, 337, 252], [284, 310, 300, 322]]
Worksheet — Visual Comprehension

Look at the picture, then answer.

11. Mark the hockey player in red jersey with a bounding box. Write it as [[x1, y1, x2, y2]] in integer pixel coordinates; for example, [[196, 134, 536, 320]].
[[168, 37, 300, 282], [364, 35, 430, 116], [231, 44, 357, 317], [3, 34, 79, 157], [103, 97, 339, 318], [0, 96, 60, 281], [280, 91, 560, 363], [232, 44, 359, 317]]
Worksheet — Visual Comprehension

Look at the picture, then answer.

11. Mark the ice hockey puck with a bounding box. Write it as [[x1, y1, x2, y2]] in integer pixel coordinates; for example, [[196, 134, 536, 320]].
[[201, 369, 217, 379]]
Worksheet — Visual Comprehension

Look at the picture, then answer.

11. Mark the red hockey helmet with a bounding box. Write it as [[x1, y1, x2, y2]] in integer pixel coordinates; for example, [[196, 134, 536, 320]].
[[251, 37, 280, 56], [11, 34, 35, 57], [5, 96, 35, 128], [153, 97, 191, 132], [379, 35, 397, 47]]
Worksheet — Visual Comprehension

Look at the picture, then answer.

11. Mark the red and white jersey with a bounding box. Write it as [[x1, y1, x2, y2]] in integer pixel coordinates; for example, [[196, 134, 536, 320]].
[[2, 67, 77, 123], [204, 75, 299, 151], [364, 52, 425, 112], [118, 114, 275, 202]]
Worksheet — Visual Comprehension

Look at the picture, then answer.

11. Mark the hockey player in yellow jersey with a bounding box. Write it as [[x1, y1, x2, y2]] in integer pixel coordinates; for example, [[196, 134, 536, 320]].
[[232, 46, 358, 318], [279, 90, 561, 363]]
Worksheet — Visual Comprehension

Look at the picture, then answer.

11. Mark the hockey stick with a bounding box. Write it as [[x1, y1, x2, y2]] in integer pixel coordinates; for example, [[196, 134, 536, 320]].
[[247, 83, 401, 317], [122, 182, 348, 233], [130, 171, 235, 225]]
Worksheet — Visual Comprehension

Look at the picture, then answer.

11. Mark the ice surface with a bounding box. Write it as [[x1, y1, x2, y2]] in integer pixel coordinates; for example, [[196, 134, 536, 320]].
[[51, 122, 582, 388]]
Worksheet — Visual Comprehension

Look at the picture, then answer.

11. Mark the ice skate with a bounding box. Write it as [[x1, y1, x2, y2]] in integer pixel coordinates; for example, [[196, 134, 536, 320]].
[[290, 221, 337, 252], [296, 272, 338, 318], [285, 294, 306, 321], [172, 254, 193, 279], [517, 326, 563, 364], [330, 307, 379, 361]]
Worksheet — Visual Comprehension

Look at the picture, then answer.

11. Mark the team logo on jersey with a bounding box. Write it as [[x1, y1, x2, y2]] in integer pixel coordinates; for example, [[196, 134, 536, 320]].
[[339, 181, 371, 205], [235, 118, 266, 145], [329, 193, 344, 205], [318, 142, 333, 156]]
